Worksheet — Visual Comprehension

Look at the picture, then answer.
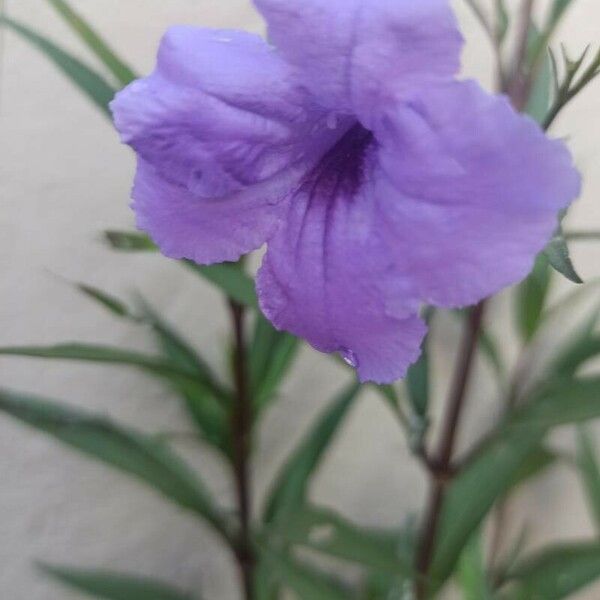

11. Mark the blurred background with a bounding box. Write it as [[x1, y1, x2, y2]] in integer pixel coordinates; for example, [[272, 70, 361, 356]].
[[1, 0, 600, 598]]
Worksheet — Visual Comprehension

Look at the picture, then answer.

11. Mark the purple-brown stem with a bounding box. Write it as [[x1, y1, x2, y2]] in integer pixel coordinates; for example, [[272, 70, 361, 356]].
[[229, 299, 255, 600], [415, 302, 487, 598]]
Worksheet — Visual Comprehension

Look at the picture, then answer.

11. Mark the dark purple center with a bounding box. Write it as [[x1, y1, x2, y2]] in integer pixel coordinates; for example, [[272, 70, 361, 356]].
[[304, 122, 374, 199]]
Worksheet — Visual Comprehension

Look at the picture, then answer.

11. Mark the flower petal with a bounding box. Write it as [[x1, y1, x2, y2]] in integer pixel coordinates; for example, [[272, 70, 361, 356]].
[[257, 127, 426, 383], [112, 26, 347, 263], [373, 80, 582, 307], [254, 0, 462, 118], [111, 26, 338, 199], [131, 158, 289, 264]]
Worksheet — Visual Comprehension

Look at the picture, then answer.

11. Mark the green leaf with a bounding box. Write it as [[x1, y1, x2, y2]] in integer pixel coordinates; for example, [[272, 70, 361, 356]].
[[373, 384, 400, 412], [507, 445, 558, 492], [249, 314, 300, 414], [253, 557, 281, 600], [406, 348, 429, 418], [0, 389, 228, 536], [512, 377, 600, 430], [0, 342, 231, 453], [136, 299, 228, 398], [276, 506, 414, 579], [457, 530, 492, 600], [76, 283, 131, 318], [478, 327, 505, 377], [526, 34, 553, 124], [0, 15, 115, 116], [40, 563, 195, 600], [103, 231, 258, 308], [543, 306, 600, 381], [428, 428, 544, 592], [549, 0, 575, 26], [184, 262, 257, 309], [67, 287, 232, 451], [259, 546, 350, 600], [263, 382, 361, 523], [0, 343, 205, 387], [516, 255, 552, 342], [46, 0, 137, 86], [405, 309, 434, 418], [544, 231, 583, 284], [495, 0, 510, 42], [493, 526, 531, 589], [505, 542, 600, 599], [103, 230, 158, 252], [576, 426, 600, 531], [136, 302, 231, 452]]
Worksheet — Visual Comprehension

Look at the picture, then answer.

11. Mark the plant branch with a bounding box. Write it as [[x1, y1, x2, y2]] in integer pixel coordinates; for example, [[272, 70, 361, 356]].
[[229, 299, 255, 600], [543, 47, 600, 130], [464, 0, 495, 42], [565, 230, 600, 242], [415, 301, 487, 597], [507, 0, 537, 108], [464, 0, 507, 89]]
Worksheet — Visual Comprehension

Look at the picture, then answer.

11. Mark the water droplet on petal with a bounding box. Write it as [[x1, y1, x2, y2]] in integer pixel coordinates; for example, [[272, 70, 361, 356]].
[[214, 36, 233, 43], [326, 113, 339, 130], [341, 348, 359, 368]]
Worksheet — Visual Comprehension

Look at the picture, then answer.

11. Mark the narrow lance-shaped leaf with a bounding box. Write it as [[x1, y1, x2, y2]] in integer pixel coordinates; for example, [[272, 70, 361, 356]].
[[478, 326, 505, 377], [505, 542, 600, 600], [516, 254, 552, 342], [0, 343, 206, 387], [39, 563, 196, 600], [512, 376, 600, 430], [184, 261, 258, 309], [0, 15, 115, 116], [576, 426, 600, 531], [372, 384, 402, 417], [263, 382, 361, 523], [548, 0, 576, 28], [0, 389, 229, 537], [405, 308, 434, 420], [46, 0, 137, 86], [135, 301, 231, 453], [544, 218, 583, 284], [405, 344, 429, 419], [493, 526, 531, 589], [495, 0, 509, 43], [103, 230, 258, 308], [68, 285, 232, 451], [259, 546, 351, 600], [135, 298, 229, 400], [456, 530, 493, 600], [526, 26, 553, 124], [249, 314, 300, 415], [506, 445, 558, 493], [275, 505, 414, 579], [103, 230, 158, 252], [543, 305, 600, 380], [0, 342, 231, 453], [76, 283, 132, 318]]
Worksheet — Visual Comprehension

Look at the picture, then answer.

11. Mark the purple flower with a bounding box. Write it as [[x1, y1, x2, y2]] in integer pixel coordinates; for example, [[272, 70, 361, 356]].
[[111, 0, 581, 383]]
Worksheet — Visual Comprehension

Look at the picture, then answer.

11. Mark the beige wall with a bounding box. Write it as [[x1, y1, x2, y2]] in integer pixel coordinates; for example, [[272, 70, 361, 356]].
[[1, 1, 599, 598]]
